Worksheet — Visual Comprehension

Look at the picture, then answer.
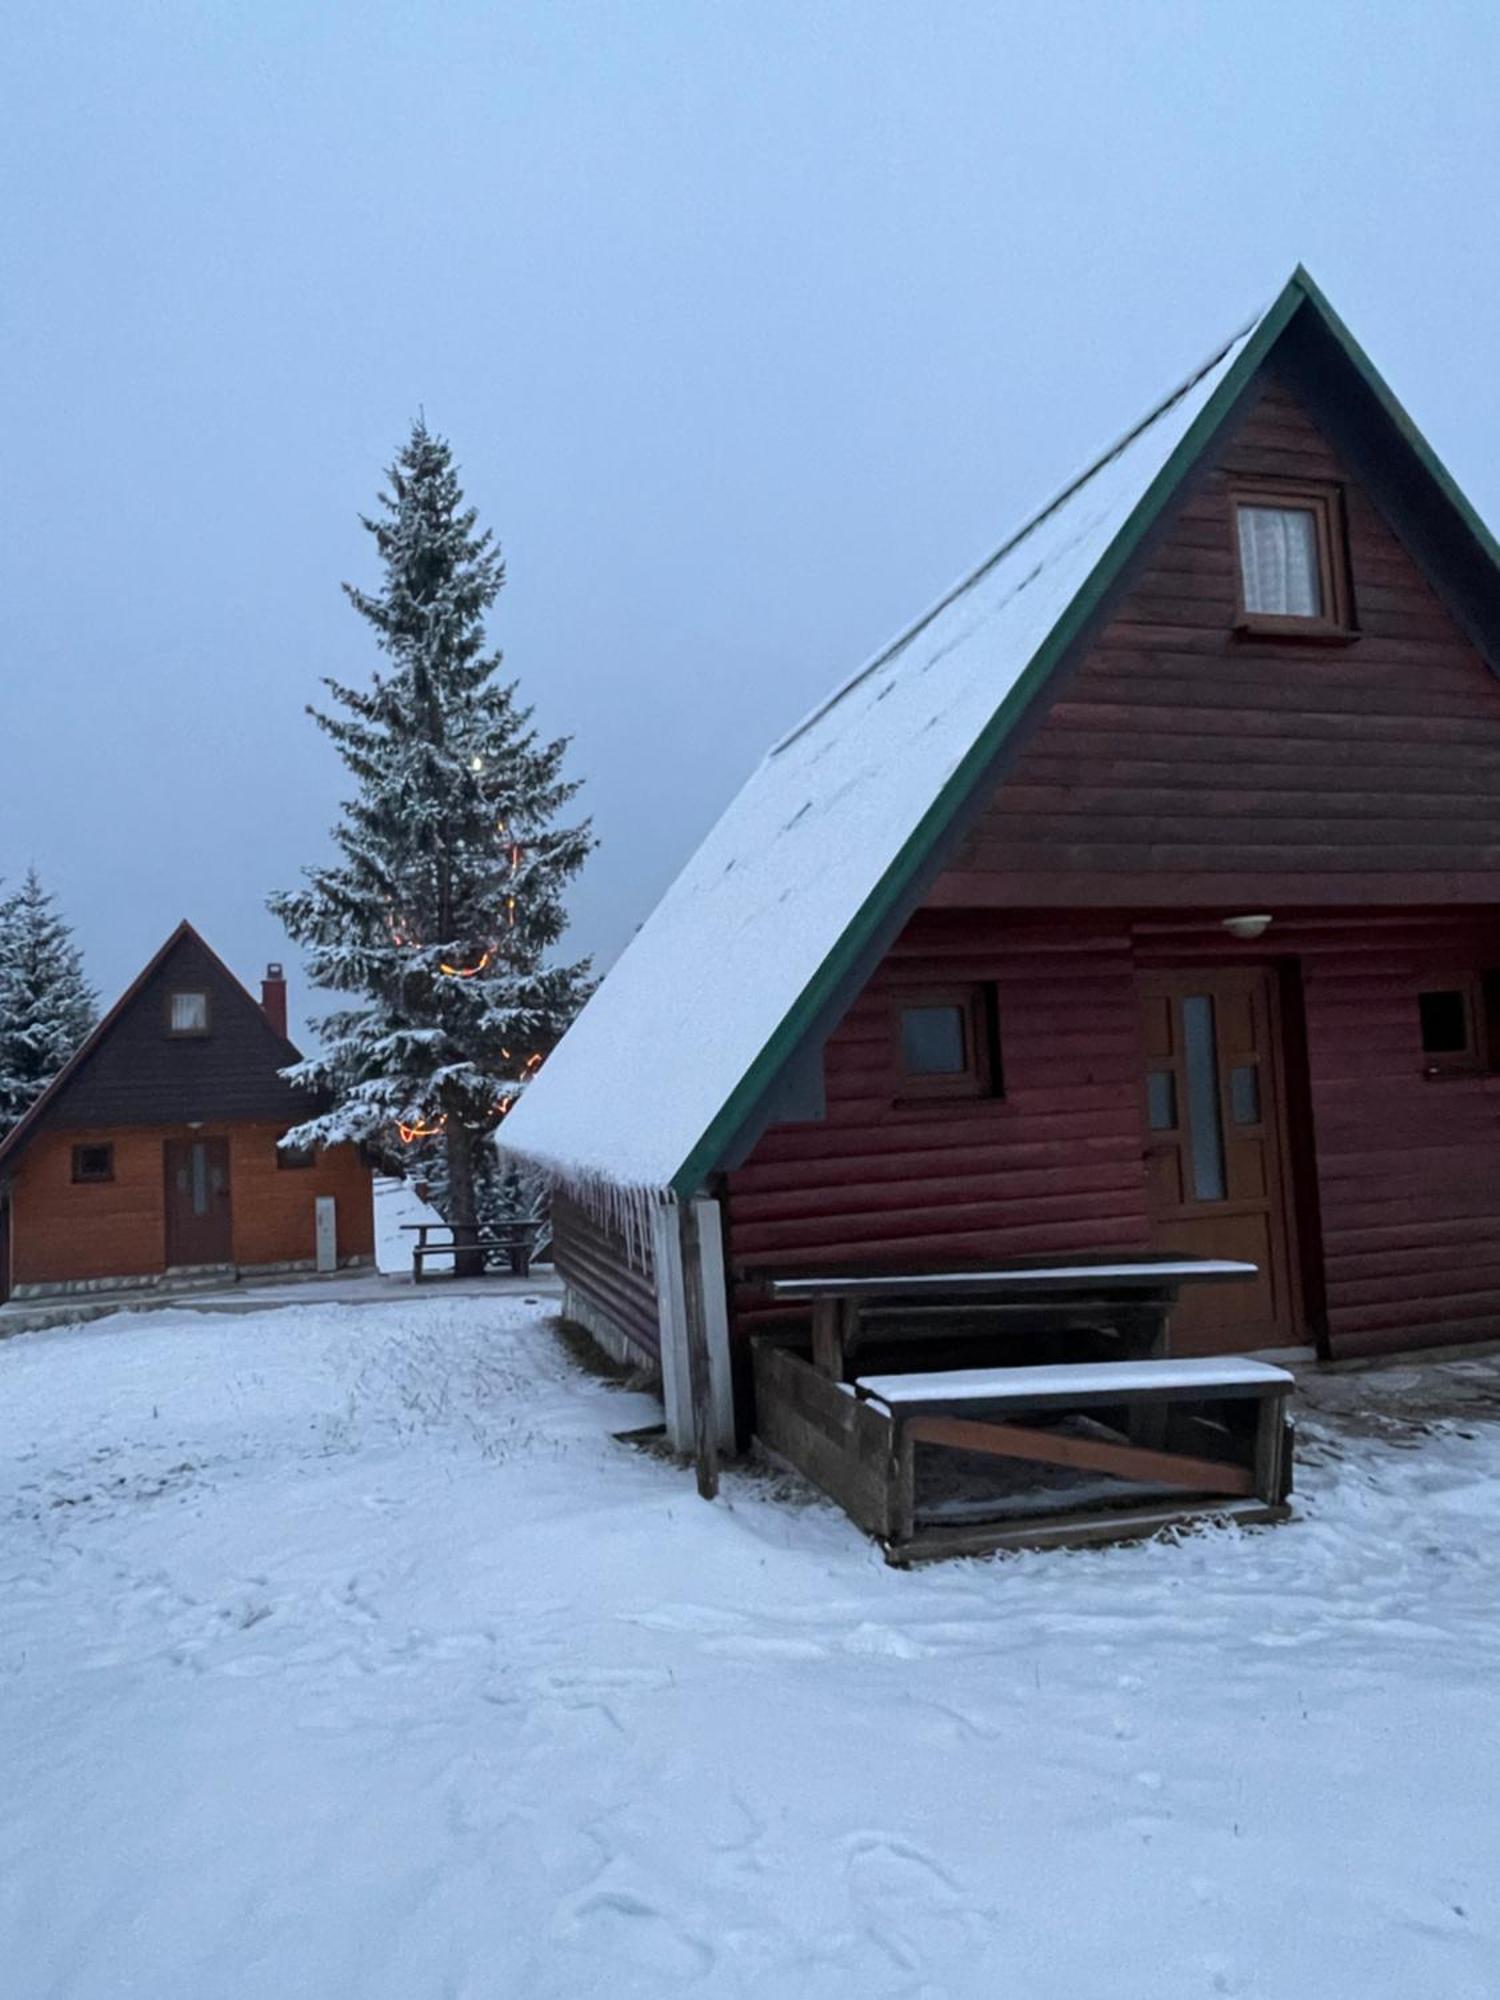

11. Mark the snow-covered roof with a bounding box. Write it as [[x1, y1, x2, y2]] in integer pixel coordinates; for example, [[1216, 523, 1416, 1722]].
[[500, 302, 1269, 1198], [500, 267, 1500, 1199]]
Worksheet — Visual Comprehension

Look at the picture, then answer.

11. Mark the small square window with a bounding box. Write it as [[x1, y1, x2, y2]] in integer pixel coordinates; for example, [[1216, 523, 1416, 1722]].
[[894, 986, 1001, 1100], [1231, 482, 1351, 636], [277, 1136, 316, 1170], [901, 1004, 968, 1076], [1419, 989, 1472, 1057], [166, 990, 210, 1036], [1418, 985, 1482, 1076], [72, 1143, 114, 1184]]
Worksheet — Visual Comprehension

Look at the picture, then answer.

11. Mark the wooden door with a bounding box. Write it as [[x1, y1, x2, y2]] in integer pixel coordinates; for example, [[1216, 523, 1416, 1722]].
[[163, 1137, 232, 1268], [1138, 970, 1301, 1353]]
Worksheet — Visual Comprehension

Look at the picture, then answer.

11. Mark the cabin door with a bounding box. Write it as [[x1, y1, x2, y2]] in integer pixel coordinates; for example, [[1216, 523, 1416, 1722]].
[[1138, 970, 1301, 1353], [163, 1137, 232, 1268]]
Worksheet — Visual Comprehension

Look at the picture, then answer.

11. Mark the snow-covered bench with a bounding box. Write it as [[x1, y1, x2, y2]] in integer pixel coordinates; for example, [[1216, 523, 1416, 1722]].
[[752, 1341, 1294, 1562]]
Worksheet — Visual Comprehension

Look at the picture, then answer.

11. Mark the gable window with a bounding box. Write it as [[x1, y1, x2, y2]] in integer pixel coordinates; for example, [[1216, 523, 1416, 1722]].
[[166, 989, 210, 1036], [71, 1143, 114, 1184], [1231, 483, 1351, 636], [895, 985, 1002, 1100]]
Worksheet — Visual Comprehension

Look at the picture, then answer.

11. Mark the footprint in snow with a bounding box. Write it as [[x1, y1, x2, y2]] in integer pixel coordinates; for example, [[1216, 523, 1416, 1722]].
[[554, 1888, 713, 1981], [842, 1833, 984, 1971]]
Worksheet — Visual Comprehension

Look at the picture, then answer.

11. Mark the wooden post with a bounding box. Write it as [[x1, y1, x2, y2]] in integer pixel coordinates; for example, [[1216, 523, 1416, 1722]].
[[677, 1198, 720, 1501], [810, 1297, 842, 1377]]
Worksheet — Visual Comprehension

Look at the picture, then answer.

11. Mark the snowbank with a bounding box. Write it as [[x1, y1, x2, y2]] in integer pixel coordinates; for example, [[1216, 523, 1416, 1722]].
[[3, 1298, 1498, 1997]]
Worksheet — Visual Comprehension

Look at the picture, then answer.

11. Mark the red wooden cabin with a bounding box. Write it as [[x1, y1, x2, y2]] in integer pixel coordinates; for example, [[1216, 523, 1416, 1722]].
[[502, 270, 1500, 1454], [0, 922, 374, 1303]]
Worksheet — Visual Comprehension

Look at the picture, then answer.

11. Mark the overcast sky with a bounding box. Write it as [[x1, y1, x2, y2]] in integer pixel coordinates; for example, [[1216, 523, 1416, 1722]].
[[6, 1, 1499, 1020]]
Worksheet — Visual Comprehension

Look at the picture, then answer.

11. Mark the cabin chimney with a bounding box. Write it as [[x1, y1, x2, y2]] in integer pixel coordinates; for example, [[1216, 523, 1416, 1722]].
[[262, 962, 288, 1039]]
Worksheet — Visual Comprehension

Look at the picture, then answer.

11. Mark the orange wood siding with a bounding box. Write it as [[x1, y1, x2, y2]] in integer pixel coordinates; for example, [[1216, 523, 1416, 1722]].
[[11, 1127, 168, 1285], [226, 1124, 375, 1269], [724, 910, 1500, 1364], [932, 372, 1500, 910], [9, 1122, 373, 1288]]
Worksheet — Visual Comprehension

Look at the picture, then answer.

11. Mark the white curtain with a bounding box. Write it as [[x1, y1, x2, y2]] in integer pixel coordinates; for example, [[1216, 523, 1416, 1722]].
[[1237, 505, 1322, 617]]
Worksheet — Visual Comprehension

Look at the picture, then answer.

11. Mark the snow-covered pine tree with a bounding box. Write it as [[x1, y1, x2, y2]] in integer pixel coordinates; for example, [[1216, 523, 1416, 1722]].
[[0, 868, 99, 1129], [269, 420, 593, 1265]]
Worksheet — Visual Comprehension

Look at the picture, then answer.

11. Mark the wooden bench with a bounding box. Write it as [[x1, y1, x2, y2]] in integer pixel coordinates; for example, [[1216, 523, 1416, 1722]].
[[402, 1220, 541, 1281], [763, 1259, 1260, 1378], [752, 1337, 1294, 1561], [858, 1355, 1293, 1559]]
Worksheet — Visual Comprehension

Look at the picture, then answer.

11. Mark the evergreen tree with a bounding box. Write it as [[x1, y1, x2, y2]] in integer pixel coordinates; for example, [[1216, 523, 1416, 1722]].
[[269, 420, 593, 1260], [0, 868, 99, 1129]]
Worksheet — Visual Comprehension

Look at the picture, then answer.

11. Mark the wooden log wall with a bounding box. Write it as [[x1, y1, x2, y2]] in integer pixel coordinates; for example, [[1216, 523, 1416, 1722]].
[[932, 370, 1500, 911], [727, 368, 1500, 1367], [551, 1192, 661, 1365], [724, 907, 1500, 1364]]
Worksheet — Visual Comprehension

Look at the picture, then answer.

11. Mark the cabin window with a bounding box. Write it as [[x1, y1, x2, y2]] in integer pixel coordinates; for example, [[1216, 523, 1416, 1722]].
[[277, 1135, 316, 1170], [1231, 483, 1351, 636], [71, 1143, 114, 1184], [1416, 980, 1500, 1076], [894, 986, 1001, 1099], [166, 989, 210, 1036]]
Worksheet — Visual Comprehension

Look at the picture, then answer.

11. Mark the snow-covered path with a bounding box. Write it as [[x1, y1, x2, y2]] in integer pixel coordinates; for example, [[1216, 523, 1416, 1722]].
[[3, 1300, 1499, 1998]]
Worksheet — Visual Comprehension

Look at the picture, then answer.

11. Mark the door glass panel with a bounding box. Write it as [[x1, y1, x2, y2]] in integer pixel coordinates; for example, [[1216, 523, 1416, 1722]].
[[191, 1143, 209, 1216], [1181, 996, 1227, 1201], [1230, 1063, 1261, 1126], [1147, 1070, 1178, 1132]]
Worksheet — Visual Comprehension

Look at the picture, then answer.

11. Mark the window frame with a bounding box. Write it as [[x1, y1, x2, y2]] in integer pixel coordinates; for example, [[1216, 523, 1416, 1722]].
[[1418, 977, 1490, 1078], [1229, 480, 1354, 640], [164, 988, 212, 1038], [892, 984, 1001, 1102], [71, 1142, 115, 1185]]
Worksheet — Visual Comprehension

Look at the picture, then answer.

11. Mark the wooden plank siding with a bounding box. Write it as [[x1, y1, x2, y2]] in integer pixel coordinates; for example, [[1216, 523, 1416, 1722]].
[[722, 369, 1500, 1369], [35, 929, 313, 1132], [726, 914, 1149, 1319], [724, 910, 1500, 1364], [551, 1193, 661, 1365], [931, 369, 1500, 910]]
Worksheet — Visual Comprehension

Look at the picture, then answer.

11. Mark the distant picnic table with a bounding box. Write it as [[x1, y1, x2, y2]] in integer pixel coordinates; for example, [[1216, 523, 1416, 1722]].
[[401, 1219, 542, 1281]]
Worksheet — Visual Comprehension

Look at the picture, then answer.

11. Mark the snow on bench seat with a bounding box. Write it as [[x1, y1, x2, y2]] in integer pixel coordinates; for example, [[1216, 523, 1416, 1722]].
[[856, 1355, 1294, 1409], [770, 1260, 1257, 1296]]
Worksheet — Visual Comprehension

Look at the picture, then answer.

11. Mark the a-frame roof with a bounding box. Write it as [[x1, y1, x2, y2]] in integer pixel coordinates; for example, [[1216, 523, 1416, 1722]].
[[500, 269, 1500, 1200], [0, 921, 304, 1173]]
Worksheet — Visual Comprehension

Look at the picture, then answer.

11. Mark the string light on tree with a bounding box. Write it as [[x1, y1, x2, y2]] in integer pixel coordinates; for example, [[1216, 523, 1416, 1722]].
[[267, 413, 593, 1261]]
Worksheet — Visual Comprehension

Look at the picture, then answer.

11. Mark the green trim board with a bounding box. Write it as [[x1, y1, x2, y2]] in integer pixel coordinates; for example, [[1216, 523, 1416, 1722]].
[[671, 284, 1309, 1192], [498, 270, 1500, 1203], [676, 272, 1500, 1193]]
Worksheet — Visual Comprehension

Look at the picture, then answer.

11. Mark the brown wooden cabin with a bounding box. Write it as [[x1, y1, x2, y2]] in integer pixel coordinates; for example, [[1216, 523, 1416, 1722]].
[[502, 269, 1500, 1462], [0, 922, 374, 1304]]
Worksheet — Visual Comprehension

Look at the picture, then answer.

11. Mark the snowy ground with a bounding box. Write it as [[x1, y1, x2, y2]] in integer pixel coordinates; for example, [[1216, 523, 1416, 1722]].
[[4, 1300, 1500, 1999]]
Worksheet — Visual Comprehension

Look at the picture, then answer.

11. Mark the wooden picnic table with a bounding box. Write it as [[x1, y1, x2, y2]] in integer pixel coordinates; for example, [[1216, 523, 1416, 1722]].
[[402, 1219, 541, 1281], [761, 1257, 1259, 1379]]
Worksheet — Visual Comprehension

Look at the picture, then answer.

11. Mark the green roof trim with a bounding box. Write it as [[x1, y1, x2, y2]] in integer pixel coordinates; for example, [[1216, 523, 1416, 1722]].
[[672, 268, 1500, 1195], [1288, 265, 1500, 575]]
